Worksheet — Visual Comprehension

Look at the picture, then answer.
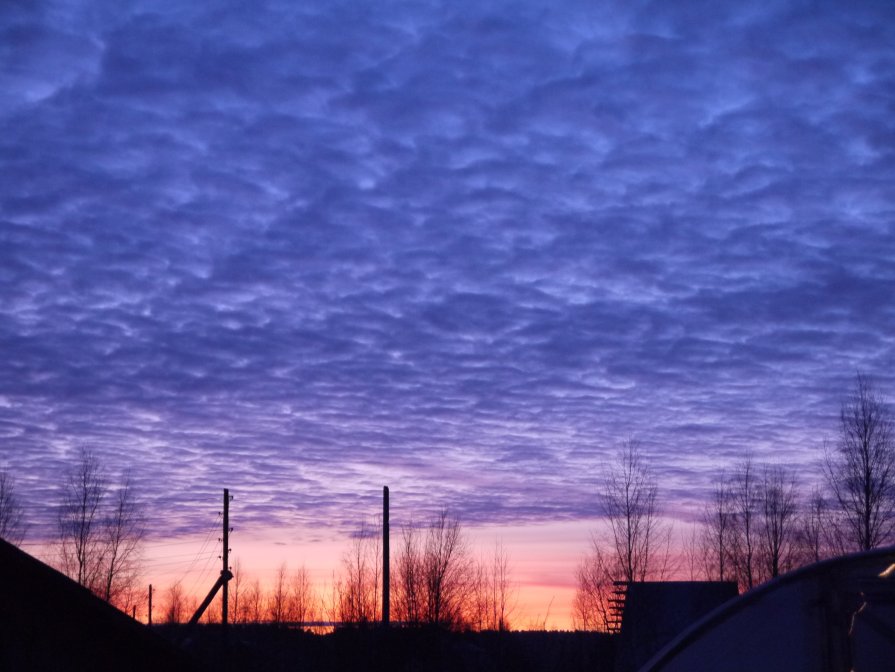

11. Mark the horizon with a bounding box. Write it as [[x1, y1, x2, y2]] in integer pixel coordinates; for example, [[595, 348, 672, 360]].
[[2, 0, 894, 632]]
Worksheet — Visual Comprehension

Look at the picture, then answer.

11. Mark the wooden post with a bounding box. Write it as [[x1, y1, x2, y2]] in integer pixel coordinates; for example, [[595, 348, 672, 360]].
[[148, 584, 153, 625], [383, 486, 389, 627], [222, 488, 230, 627]]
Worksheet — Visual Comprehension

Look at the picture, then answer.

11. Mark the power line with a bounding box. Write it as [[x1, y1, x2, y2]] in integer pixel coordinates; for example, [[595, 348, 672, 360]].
[[145, 538, 217, 548], [142, 553, 217, 571], [188, 541, 221, 597], [177, 514, 221, 578], [143, 550, 217, 562]]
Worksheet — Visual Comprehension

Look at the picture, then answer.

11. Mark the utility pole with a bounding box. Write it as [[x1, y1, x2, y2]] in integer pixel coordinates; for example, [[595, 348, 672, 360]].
[[222, 488, 231, 627], [187, 490, 233, 628], [148, 584, 153, 625], [383, 485, 389, 627]]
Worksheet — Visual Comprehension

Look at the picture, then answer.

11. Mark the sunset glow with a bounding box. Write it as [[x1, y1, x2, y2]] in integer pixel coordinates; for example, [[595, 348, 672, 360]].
[[3, 0, 894, 634]]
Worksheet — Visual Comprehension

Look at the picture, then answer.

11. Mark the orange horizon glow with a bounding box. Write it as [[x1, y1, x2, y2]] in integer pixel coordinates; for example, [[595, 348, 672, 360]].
[[23, 519, 615, 630], [24, 516, 699, 631], [139, 519, 593, 630]]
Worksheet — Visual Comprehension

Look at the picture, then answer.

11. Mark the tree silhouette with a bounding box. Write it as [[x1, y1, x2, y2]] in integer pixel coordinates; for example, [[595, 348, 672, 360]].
[[57, 449, 144, 607], [825, 374, 895, 551], [797, 486, 831, 564], [422, 509, 469, 628], [574, 440, 672, 630], [287, 565, 317, 627], [756, 465, 798, 580], [164, 581, 186, 624], [101, 474, 144, 605], [392, 509, 472, 629], [245, 578, 263, 623], [335, 519, 381, 624], [395, 520, 424, 626], [484, 541, 516, 631], [268, 562, 289, 625], [58, 449, 106, 589], [700, 479, 734, 581], [728, 457, 760, 590], [0, 469, 26, 545]]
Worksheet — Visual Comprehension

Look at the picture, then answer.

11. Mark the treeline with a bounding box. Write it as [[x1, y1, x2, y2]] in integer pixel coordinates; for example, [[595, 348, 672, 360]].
[[159, 510, 517, 631], [574, 373, 895, 630], [333, 509, 515, 630]]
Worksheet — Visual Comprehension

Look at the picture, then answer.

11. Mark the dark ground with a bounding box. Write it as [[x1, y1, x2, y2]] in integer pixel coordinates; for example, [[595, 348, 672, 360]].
[[157, 625, 616, 672]]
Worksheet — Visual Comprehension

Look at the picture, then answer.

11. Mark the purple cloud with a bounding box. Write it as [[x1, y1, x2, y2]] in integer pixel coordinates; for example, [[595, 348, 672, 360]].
[[1, 0, 894, 542]]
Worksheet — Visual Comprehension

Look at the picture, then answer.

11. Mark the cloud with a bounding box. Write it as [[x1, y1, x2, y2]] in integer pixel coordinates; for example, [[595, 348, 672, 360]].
[[1, 0, 894, 542]]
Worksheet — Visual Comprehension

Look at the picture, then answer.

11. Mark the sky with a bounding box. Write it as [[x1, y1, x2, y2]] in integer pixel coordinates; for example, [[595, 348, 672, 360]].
[[2, 0, 895, 627]]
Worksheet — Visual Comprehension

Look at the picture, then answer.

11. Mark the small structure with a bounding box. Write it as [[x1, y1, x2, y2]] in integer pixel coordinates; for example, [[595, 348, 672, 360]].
[[615, 581, 738, 672], [640, 547, 895, 672]]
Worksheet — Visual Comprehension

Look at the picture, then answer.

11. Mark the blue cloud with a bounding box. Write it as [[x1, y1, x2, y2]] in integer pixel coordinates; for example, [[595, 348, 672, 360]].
[[1, 0, 894, 542]]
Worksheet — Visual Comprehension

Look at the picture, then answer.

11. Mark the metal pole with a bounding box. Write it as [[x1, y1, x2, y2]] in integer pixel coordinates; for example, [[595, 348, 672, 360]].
[[383, 485, 390, 626], [148, 584, 153, 626]]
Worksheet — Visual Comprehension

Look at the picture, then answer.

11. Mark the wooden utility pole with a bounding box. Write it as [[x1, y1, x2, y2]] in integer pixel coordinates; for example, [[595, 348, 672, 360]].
[[382, 485, 389, 627], [222, 488, 230, 626], [148, 584, 153, 625], [186, 490, 233, 628]]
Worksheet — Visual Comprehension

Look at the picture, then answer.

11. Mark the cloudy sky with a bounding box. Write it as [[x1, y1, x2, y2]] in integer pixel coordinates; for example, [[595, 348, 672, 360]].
[[2, 0, 894, 616]]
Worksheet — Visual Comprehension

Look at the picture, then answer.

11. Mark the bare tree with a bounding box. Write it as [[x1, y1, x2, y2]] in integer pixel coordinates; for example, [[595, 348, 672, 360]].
[[797, 486, 833, 564], [0, 469, 26, 544], [336, 519, 381, 624], [603, 441, 672, 583], [164, 581, 186, 624], [575, 441, 672, 631], [488, 541, 515, 631], [394, 521, 424, 626], [57, 450, 144, 606], [231, 558, 245, 624], [392, 510, 471, 629], [728, 458, 760, 591], [245, 578, 264, 624], [681, 524, 703, 581], [467, 541, 517, 631], [268, 562, 289, 625], [422, 509, 469, 628], [573, 541, 614, 631], [101, 475, 144, 606], [468, 558, 489, 631], [825, 374, 895, 551], [288, 565, 316, 627], [58, 449, 106, 590], [700, 480, 735, 582], [756, 465, 799, 580]]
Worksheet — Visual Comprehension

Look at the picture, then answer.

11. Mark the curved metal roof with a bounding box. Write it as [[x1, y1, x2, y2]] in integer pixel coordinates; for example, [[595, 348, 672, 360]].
[[640, 546, 895, 672]]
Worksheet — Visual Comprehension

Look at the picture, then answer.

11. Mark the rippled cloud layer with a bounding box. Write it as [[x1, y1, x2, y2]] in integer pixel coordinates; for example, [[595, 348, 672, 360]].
[[2, 0, 894, 540]]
